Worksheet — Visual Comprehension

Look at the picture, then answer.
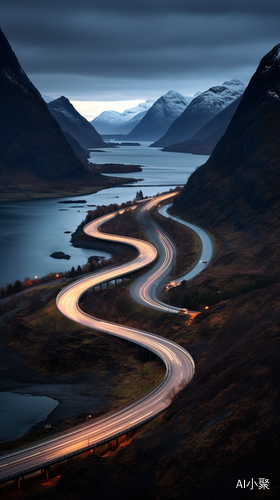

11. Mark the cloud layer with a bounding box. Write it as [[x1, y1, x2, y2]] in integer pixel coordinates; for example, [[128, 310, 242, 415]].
[[1, 0, 280, 100]]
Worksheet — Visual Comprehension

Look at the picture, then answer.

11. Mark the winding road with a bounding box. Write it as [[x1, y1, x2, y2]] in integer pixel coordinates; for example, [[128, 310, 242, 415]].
[[0, 192, 212, 484]]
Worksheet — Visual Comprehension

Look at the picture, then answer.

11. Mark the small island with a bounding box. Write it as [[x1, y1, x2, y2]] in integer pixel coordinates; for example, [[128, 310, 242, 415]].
[[91, 163, 142, 174], [50, 251, 71, 260], [120, 142, 141, 146], [58, 200, 87, 204]]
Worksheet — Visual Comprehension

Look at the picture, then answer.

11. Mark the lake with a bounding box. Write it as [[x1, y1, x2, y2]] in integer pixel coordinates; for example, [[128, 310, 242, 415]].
[[0, 143, 208, 288]]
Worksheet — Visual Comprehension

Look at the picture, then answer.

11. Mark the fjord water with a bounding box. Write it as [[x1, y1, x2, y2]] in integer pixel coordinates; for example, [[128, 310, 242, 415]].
[[0, 144, 208, 287], [0, 144, 208, 441]]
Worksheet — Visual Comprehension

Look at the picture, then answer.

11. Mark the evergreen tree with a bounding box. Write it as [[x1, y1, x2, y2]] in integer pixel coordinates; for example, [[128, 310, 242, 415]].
[[14, 280, 22, 293], [6, 283, 14, 296], [135, 190, 144, 201]]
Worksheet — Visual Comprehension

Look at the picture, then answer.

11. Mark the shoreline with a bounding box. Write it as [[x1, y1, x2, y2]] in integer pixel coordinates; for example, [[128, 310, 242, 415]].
[[0, 167, 142, 203], [0, 339, 114, 448]]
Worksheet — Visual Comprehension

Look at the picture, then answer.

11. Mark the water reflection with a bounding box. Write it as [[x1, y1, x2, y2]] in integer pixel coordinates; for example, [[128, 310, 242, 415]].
[[0, 145, 208, 287]]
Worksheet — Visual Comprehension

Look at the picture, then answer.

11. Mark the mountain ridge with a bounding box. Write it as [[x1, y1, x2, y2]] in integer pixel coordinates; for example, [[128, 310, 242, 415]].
[[125, 91, 192, 141], [173, 45, 280, 231], [0, 28, 115, 198], [91, 100, 154, 135], [47, 96, 108, 149], [163, 95, 242, 155], [151, 80, 245, 148]]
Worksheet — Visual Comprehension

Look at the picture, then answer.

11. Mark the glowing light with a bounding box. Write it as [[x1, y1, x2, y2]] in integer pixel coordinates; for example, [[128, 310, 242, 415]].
[[70, 99, 146, 121]]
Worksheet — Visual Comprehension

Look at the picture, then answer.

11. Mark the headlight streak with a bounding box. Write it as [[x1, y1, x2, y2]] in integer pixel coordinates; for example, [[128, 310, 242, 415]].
[[0, 192, 195, 482]]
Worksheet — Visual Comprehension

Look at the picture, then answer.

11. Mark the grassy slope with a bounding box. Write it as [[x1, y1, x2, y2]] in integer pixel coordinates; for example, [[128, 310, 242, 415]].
[[1, 200, 279, 498]]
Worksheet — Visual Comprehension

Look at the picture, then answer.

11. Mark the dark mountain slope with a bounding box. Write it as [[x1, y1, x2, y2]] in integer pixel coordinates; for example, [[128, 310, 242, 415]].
[[47, 96, 108, 149], [173, 44, 280, 233], [0, 28, 41, 99], [52, 284, 279, 500], [62, 132, 90, 162], [39, 45, 280, 500], [163, 95, 242, 155], [2, 44, 280, 500], [0, 28, 102, 195]]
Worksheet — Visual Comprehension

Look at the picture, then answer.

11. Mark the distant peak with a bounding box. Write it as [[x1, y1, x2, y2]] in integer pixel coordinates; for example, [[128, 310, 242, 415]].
[[249, 43, 280, 88], [56, 96, 70, 103], [165, 90, 179, 96], [259, 43, 280, 75], [222, 79, 245, 87]]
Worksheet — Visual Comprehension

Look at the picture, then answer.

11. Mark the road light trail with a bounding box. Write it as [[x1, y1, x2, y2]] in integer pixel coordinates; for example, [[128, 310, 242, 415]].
[[158, 203, 214, 281], [130, 192, 187, 313], [0, 193, 195, 483]]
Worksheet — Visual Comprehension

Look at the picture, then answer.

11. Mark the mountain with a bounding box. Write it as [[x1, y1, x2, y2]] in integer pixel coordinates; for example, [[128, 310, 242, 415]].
[[91, 101, 154, 135], [7, 45, 280, 500], [0, 28, 96, 194], [50, 44, 280, 500], [47, 96, 107, 149], [0, 28, 42, 100], [125, 91, 193, 142], [62, 132, 90, 162], [42, 94, 56, 103], [173, 45, 280, 233], [151, 80, 245, 148], [163, 95, 242, 155]]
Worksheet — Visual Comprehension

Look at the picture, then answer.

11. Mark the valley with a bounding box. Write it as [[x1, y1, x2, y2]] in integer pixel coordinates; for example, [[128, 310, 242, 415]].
[[0, 23, 279, 500]]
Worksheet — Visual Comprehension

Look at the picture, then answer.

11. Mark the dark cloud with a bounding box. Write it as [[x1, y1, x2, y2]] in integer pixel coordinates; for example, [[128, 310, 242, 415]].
[[1, 0, 280, 100], [1, 0, 280, 15]]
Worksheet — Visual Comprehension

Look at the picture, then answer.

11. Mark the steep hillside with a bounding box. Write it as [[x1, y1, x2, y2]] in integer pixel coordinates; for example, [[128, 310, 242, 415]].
[[47, 96, 108, 149], [0, 29, 104, 196], [62, 132, 90, 162], [125, 91, 192, 141], [173, 45, 280, 239], [2, 43, 280, 500], [53, 284, 279, 500], [151, 80, 245, 148], [42, 44, 280, 500], [48, 44, 280, 500], [163, 95, 242, 155]]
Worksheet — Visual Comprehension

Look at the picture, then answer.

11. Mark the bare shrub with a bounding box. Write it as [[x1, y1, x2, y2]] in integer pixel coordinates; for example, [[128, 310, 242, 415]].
[[164, 379, 188, 404]]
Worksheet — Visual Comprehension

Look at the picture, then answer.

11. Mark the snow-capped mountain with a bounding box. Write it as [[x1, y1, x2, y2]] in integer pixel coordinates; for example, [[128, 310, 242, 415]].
[[91, 100, 154, 135], [125, 91, 193, 142], [151, 80, 246, 148], [47, 96, 107, 149], [174, 43, 280, 232], [163, 95, 243, 155]]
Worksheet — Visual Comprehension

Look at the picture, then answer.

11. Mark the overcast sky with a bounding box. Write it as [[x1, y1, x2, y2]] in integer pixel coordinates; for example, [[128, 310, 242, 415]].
[[1, 0, 280, 118]]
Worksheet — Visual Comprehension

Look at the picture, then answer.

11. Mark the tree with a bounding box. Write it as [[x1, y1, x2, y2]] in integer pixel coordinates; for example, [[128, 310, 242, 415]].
[[135, 190, 144, 201], [6, 283, 14, 296], [14, 280, 22, 293], [69, 266, 76, 277]]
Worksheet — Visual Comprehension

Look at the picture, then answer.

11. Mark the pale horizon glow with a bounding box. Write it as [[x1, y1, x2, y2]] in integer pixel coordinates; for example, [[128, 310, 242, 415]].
[[70, 99, 146, 121]]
